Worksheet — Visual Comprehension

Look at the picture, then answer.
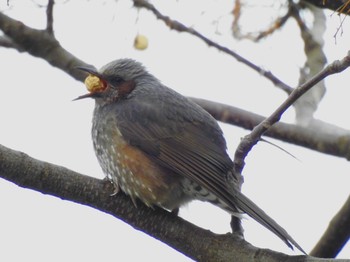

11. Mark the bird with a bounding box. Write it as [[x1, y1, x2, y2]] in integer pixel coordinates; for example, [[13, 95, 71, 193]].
[[75, 58, 305, 253]]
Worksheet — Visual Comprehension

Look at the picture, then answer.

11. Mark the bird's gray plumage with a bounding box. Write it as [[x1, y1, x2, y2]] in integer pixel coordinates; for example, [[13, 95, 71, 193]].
[[80, 58, 305, 253]]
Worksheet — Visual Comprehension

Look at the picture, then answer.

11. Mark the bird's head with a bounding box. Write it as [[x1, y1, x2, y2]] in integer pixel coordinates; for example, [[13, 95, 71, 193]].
[[75, 59, 148, 103]]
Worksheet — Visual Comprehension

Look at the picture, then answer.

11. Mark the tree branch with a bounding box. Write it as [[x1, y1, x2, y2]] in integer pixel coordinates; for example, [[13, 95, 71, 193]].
[[311, 196, 350, 258], [292, 2, 327, 125], [1, 144, 348, 261], [0, 12, 88, 81], [132, 0, 294, 94], [233, 52, 350, 174], [46, 0, 55, 35], [191, 98, 350, 160], [0, 35, 24, 51], [302, 0, 350, 15], [1, 10, 350, 162], [232, 0, 293, 43]]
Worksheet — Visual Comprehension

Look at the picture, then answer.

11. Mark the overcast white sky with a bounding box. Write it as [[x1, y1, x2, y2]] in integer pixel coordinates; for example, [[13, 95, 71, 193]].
[[0, 0, 349, 261]]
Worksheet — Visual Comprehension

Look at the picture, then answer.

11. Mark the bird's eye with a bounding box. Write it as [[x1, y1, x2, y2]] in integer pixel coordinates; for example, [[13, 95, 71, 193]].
[[107, 76, 125, 87]]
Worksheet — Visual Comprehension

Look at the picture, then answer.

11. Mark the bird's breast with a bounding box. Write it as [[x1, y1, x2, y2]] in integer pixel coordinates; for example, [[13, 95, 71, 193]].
[[91, 113, 191, 210]]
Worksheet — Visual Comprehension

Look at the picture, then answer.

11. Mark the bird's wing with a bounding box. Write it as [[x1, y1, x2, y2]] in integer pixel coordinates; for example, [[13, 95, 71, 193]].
[[116, 96, 236, 199], [116, 96, 305, 253]]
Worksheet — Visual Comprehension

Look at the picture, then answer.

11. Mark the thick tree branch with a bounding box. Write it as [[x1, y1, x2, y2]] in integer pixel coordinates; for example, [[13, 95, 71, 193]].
[[0, 35, 24, 50], [1, 143, 340, 262], [0, 12, 88, 81], [311, 196, 350, 258], [191, 98, 350, 160]]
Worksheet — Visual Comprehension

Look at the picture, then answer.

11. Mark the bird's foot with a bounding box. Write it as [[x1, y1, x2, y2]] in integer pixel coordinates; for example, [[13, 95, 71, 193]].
[[230, 215, 244, 238], [102, 177, 120, 196], [171, 208, 180, 216]]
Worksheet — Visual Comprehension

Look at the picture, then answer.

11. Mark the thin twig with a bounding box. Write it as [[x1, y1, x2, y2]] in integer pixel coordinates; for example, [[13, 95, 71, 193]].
[[255, 7, 291, 41], [233, 52, 350, 174], [46, 0, 55, 35], [232, 0, 293, 42], [132, 0, 294, 94]]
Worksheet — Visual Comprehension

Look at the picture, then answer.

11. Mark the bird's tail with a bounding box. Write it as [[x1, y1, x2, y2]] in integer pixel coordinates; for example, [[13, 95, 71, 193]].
[[231, 190, 306, 254]]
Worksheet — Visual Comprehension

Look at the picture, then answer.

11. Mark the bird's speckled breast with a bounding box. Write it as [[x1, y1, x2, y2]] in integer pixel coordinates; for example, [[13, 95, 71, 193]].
[[91, 105, 191, 210]]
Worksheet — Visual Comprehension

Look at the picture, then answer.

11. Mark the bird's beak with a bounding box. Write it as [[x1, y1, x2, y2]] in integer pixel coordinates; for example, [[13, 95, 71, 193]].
[[73, 92, 99, 101], [74, 66, 107, 100]]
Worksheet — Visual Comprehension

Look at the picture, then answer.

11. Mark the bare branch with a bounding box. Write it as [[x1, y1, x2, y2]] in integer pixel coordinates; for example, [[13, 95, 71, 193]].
[[302, 0, 350, 15], [255, 8, 291, 41], [0, 35, 24, 51], [0, 12, 88, 81], [191, 97, 350, 160], [233, 52, 350, 174], [232, 0, 293, 42], [2, 4, 350, 162], [2, 7, 350, 161], [311, 196, 350, 258], [292, 2, 327, 125], [46, 0, 55, 35], [132, 0, 294, 94], [1, 143, 337, 262]]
